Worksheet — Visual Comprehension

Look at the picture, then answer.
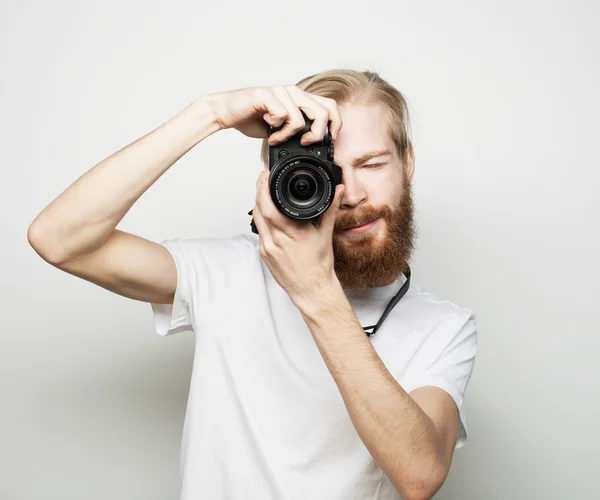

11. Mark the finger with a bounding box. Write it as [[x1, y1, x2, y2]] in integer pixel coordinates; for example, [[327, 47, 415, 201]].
[[251, 202, 273, 250], [317, 183, 345, 234], [285, 86, 329, 146], [310, 94, 343, 142], [253, 87, 289, 129], [255, 169, 295, 237], [268, 86, 306, 146]]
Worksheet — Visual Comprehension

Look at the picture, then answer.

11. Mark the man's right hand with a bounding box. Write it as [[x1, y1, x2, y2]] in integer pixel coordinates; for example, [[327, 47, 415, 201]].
[[210, 85, 343, 147]]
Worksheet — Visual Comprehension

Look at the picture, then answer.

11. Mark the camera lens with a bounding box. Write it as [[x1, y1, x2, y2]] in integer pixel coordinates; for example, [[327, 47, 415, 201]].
[[284, 168, 321, 206], [270, 155, 338, 221], [289, 172, 317, 201]]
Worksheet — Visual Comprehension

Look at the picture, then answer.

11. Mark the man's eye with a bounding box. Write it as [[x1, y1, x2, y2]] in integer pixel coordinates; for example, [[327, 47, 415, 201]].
[[363, 163, 384, 169]]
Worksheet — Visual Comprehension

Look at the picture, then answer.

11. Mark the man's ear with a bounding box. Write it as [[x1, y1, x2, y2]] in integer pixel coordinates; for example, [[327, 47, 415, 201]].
[[404, 146, 415, 183]]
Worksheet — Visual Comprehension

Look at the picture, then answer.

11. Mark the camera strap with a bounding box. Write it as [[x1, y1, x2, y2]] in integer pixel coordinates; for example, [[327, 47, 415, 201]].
[[361, 267, 411, 337], [248, 209, 259, 235]]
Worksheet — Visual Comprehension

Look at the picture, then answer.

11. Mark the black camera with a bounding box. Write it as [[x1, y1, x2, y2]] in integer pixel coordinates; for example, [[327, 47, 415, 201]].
[[249, 112, 342, 235]]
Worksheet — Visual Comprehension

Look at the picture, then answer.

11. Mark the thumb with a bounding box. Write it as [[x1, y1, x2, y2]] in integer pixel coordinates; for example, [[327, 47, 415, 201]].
[[320, 184, 345, 233]]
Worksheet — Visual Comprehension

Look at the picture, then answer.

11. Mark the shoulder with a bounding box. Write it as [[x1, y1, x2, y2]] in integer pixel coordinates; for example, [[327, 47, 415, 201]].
[[410, 283, 475, 322], [402, 281, 477, 346]]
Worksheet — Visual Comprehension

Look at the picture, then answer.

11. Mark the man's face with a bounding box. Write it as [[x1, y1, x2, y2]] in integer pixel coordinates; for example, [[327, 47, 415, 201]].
[[330, 103, 416, 292]]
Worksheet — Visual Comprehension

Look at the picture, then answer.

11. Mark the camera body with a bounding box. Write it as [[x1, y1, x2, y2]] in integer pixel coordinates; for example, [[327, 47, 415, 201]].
[[267, 116, 342, 222], [249, 113, 343, 235]]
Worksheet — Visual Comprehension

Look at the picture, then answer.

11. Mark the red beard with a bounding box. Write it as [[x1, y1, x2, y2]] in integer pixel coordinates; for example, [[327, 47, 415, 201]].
[[332, 175, 415, 292]]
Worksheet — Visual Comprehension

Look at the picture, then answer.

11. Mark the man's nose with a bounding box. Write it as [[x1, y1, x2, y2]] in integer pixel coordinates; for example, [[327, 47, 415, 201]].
[[340, 172, 367, 210]]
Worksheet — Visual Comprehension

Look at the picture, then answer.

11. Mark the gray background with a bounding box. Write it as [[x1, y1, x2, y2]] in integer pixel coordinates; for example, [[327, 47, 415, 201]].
[[1, 0, 598, 498]]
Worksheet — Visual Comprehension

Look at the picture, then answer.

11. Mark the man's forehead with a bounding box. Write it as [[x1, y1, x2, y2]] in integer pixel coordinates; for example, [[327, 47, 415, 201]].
[[335, 105, 393, 159], [338, 104, 389, 131]]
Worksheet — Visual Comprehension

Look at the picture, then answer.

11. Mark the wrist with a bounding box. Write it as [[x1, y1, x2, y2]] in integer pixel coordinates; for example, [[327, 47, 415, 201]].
[[292, 277, 347, 321], [187, 93, 224, 135], [195, 91, 228, 132]]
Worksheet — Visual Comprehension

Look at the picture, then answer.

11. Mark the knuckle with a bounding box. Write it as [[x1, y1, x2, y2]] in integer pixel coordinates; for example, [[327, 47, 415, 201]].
[[324, 97, 337, 108], [263, 241, 276, 255], [291, 120, 305, 131], [291, 112, 306, 126], [261, 207, 275, 220], [316, 108, 329, 121], [271, 232, 283, 246]]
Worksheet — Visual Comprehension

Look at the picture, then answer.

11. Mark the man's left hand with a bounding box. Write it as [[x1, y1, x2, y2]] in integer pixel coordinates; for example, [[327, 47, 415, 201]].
[[251, 168, 345, 306]]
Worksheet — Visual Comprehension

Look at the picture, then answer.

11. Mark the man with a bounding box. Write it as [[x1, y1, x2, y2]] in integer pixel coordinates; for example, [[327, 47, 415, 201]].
[[28, 69, 477, 500]]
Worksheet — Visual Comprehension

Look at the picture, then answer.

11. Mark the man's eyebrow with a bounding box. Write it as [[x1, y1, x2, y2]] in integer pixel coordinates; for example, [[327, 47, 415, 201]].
[[351, 149, 392, 166]]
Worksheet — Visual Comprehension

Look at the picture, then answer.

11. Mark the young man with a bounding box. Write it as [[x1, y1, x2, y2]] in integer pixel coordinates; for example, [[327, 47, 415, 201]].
[[28, 69, 477, 500]]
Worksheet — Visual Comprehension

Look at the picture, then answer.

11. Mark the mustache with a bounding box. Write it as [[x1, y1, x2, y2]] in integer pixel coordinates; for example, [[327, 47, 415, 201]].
[[334, 207, 389, 232]]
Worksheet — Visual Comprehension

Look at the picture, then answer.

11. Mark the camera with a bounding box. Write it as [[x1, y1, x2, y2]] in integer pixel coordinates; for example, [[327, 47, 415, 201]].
[[249, 112, 342, 235]]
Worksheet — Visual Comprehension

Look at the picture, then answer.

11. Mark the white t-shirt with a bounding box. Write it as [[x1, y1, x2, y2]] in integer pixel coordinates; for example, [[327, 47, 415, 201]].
[[151, 233, 477, 500]]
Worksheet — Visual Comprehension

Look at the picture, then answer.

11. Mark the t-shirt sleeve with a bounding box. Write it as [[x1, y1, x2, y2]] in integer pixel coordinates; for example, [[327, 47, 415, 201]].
[[406, 312, 478, 449], [149, 234, 257, 337], [150, 238, 196, 336]]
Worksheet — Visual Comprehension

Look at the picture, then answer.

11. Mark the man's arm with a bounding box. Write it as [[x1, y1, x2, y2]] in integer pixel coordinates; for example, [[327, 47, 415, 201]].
[[294, 281, 459, 500], [27, 96, 221, 304], [28, 85, 327, 304]]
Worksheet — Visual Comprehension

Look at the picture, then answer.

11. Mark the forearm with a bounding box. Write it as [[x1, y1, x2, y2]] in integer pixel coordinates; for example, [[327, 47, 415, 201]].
[[293, 283, 445, 499], [28, 95, 221, 263]]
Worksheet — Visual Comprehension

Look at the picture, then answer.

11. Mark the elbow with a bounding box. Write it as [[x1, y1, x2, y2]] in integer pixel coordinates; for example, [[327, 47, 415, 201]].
[[27, 222, 67, 266], [396, 463, 448, 500]]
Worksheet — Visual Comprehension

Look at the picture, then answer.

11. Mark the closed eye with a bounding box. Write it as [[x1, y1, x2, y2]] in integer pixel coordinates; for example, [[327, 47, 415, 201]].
[[362, 163, 385, 169]]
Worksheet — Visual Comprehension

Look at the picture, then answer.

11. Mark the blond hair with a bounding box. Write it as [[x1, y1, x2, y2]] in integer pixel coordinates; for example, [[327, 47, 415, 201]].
[[260, 69, 413, 166]]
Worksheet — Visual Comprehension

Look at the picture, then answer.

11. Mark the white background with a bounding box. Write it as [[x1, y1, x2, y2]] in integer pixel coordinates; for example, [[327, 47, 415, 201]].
[[1, 0, 598, 498]]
